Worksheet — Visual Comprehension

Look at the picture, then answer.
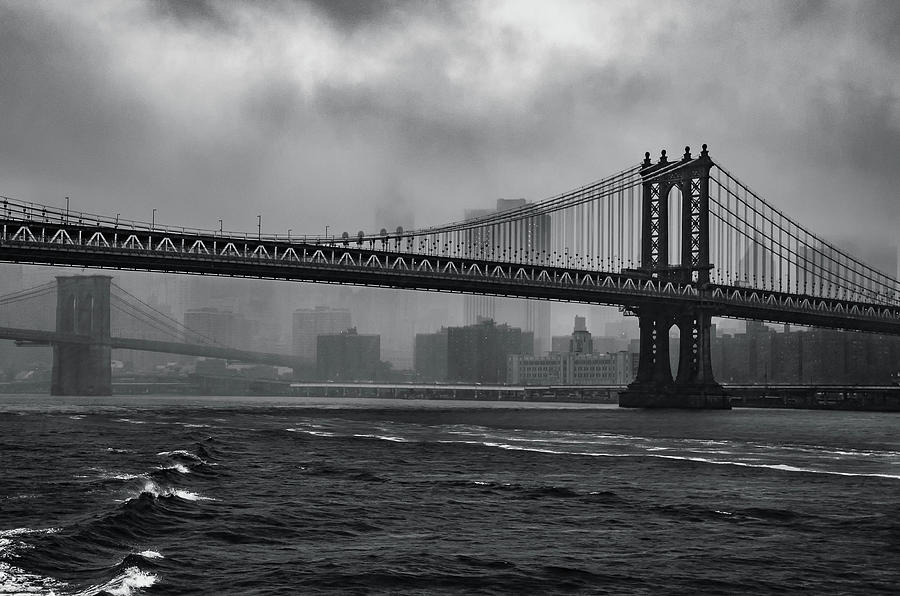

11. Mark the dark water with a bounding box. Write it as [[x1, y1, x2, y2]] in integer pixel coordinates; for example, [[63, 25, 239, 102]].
[[1, 396, 898, 595]]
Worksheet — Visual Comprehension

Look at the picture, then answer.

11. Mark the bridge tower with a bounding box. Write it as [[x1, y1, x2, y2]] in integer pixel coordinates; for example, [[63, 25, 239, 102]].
[[51, 275, 112, 396], [620, 145, 729, 409]]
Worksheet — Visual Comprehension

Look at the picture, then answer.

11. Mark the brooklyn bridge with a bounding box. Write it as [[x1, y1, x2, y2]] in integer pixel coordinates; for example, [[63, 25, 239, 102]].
[[2, 145, 898, 408]]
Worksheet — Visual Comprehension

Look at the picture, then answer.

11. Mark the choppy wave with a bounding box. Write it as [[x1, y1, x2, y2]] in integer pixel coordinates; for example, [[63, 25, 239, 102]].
[[70, 566, 158, 596], [101, 471, 148, 481], [157, 450, 202, 462], [136, 550, 163, 560], [0, 528, 66, 595], [125, 480, 215, 502], [155, 463, 190, 475], [5, 402, 899, 594]]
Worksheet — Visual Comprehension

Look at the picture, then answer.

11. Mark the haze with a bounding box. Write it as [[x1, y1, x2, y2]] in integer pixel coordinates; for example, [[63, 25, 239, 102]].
[[1, 0, 898, 250]]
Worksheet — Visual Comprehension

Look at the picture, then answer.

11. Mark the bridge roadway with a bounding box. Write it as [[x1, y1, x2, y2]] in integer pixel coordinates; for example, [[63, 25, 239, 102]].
[[0, 326, 299, 368], [3, 218, 900, 335]]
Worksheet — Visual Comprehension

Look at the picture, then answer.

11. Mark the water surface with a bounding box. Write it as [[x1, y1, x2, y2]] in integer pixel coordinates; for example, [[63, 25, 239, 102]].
[[2, 395, 898, 594]]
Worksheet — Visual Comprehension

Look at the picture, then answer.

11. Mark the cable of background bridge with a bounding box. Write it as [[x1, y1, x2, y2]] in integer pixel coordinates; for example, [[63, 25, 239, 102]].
[[0, 282, 56, 305], [108, 301, 219, 348], [109, 298, 202, 343], [110, 301, 224, 347], [111, 283, 225, 346], [713, 165, 899, 290], [710, 177, 897, 302]]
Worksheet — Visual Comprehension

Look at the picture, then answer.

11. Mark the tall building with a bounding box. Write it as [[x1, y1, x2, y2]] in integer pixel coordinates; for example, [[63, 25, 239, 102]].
[[414, 328, 448, 381], [570, 315, 593, 354], [316, 328, 380, 381], [462, 199, 552, 353], [292, 306, 352, 363], [444, 319, 533, 384]]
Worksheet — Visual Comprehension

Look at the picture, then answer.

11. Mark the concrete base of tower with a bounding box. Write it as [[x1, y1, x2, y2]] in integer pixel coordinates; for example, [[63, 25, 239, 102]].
[[51, 344, 112, 396], [619, 383, 731, 409]]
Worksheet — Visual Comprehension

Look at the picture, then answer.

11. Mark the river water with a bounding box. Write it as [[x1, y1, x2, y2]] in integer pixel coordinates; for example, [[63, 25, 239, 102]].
[[1, 395, 898, 594]]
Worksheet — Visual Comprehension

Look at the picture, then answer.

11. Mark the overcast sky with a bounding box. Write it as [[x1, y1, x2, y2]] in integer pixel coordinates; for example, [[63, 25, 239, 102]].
[[1, 0, 898, 259]]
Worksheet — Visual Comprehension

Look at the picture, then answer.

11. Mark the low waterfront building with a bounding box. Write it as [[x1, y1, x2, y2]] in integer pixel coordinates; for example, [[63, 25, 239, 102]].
[[508, 351, 633, 385], [508, 316, 633, 385]]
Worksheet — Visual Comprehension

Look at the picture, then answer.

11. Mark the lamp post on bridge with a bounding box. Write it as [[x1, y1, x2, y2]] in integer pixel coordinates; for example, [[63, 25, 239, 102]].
[[152, 208, 157, 231], [257, 215, 261, 240], [218, 219, 223, 235]]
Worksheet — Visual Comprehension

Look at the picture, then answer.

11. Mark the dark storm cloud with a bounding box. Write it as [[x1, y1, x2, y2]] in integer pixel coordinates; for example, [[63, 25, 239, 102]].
[[303, 0, 424, 30], [151, 0, 230, 29], [0, 0, 897, 258]]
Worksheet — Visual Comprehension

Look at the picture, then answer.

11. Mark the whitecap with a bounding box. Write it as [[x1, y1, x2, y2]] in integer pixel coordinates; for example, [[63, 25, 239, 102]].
[[121, 480, 214, 502], [106, 472, 147, 481], [156, 450, 201, 461], [286, 429, 336, 437], [68, 415, 85, 420], [136, 550, 163, 559], [156, 463, 190, 474], [351, 433, 409, 442], [0, 527, 60, 538], [115, 418, 146, 425], [106, 447, 132, 454], [0, 529, 66, 595], [0, 560, 68, 595], [171, 489, 214, 501], [71, 566, 158, 596]]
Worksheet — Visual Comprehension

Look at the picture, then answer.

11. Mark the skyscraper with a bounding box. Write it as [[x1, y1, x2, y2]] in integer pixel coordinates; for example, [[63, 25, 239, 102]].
[[462, 199, 551, 353], [292, 306, 352, 363]]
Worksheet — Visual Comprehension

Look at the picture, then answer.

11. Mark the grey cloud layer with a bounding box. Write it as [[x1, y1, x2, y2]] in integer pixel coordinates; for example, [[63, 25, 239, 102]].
[[0, 0, 897, 256]]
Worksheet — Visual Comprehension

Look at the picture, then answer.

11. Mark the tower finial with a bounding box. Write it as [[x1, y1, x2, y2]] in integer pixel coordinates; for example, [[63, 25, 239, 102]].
[[700, 143, 709, 157], [683, 146, 691, 160], [659, 149, 667, 164], [642, 151, 652, 167]]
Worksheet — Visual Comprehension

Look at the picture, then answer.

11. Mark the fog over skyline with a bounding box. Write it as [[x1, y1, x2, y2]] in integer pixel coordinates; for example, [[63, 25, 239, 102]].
[[1, 0, 899, 259]]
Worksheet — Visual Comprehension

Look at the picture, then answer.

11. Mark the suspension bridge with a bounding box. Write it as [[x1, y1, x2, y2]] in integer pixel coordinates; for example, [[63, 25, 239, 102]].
[[0, 276, 298, 394], [2, 144, 898, 407]]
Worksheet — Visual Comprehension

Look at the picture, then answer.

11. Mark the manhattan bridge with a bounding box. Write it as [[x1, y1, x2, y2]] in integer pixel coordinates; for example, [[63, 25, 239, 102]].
[[1, 144, 898, 408]]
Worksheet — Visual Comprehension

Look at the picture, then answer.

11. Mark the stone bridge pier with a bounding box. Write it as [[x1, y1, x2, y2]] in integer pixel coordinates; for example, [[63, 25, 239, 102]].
[[51, 275, 112, 396]]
